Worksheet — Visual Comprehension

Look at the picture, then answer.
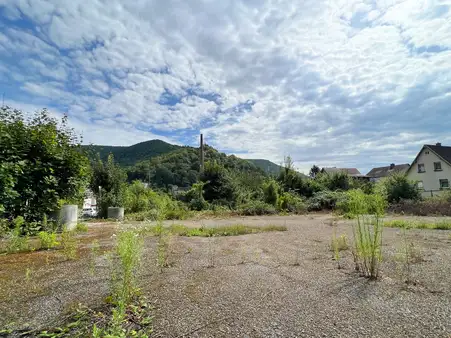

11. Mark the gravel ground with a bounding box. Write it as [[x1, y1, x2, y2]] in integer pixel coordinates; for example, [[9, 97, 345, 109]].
[[1, 214, 451, 337]]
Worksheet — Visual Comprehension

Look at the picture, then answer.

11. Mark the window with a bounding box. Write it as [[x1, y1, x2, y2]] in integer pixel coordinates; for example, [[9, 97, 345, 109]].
[[434, 162, 442, 171], [417, 163, 425, 173], [425, 151, 429, 154], [440, 179, 449, 189], [417, 181, 424, 189]]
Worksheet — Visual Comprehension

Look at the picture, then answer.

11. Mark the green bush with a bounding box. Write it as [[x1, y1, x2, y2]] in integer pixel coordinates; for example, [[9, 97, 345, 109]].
[[307, 190, 348, 211], [263, 180, 279, 206], [376, 173, 421, 203], [90, 154, 127, 218], [38, 231, 59, 249], [315, 171, 351, 191], [6, 216, 30, 253], [238, 201, 277, 216], [278, 192, 306, 214], [388, 198, 451, 216], [0, 218, 9, 237], [0, 107, 89, 225], [189, 198, 210, 211]]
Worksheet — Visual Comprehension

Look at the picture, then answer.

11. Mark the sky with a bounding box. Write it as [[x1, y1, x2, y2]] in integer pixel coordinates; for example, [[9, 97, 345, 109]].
[[0, 0, 450, 175]]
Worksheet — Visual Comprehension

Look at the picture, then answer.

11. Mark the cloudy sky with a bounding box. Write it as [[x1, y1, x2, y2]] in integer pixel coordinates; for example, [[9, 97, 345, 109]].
[[0, 0, 450, 174]]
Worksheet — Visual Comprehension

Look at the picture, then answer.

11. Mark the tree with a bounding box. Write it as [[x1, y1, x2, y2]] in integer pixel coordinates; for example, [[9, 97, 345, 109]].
[[0, 107, 89, 226], [375, 173, 421, 203], [90, 154, 127, 217], [309, 165, 321, 178], [263, 180, 280, 206], [200, 161, 236, 205]]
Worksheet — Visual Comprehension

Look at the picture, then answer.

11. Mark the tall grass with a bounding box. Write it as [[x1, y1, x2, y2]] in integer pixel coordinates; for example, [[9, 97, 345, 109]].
[[384, 219, 451, 230], [347, 190, 386, 279], [114, 230, 143, 307], [61, 229, 78, 260]]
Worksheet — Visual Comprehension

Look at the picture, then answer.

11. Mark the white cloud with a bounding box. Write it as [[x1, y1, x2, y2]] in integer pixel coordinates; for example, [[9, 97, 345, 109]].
[[0, 0, 450, 174]]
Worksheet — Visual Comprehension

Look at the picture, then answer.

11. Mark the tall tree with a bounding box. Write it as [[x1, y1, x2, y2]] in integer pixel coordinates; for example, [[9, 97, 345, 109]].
[[309, 165, 321, 178], [90, 154, 127, 217], [0, 107, 90, 224]]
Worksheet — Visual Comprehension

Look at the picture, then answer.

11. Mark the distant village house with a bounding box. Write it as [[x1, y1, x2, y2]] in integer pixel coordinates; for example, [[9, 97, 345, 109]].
[[366, 163, 410, 182], [406, 143, 451, 198]]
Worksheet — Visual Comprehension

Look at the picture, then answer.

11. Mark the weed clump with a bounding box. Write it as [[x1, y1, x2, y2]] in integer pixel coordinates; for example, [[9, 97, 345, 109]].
[[347, 190, 386, 279], [38, 231, 59, 250], [61, 229, 78, 260]]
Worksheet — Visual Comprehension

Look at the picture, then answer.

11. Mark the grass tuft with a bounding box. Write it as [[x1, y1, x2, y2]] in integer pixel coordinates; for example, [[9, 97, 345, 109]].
[[384, 219, 451, 230], [75, 222, 89, 233]]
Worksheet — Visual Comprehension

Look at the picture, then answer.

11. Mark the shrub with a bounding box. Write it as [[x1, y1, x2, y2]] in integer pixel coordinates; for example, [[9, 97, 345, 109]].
[[75, 223, 89, 233], [307, 190, 348, 211], [189, 198, 209, 211], [263, 180, 279, 206], [376, 173, 421, 203], [388, 198, 451, 216], [238, 200, 277, 216], [0, 218, 10, 237], [0, 107, 90, 225], [278, 192, 306, 214], [315, 171, 351, 191], [38, 231, 59, 249]]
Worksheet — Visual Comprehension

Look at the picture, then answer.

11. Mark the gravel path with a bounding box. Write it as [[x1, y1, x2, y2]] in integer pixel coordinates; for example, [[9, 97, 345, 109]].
[[1, 214, 451, 337]]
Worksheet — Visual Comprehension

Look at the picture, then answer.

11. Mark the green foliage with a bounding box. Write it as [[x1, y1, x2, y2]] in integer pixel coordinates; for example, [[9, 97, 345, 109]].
[[6, 217, 30, 253], [114, 230, 143, 306], [75, 223, 88, 233], [384, 219, 451, 230], [0, 107, 90, 227], [309, 165, 321, 178], [189, 198, 210, 211], [201, 161, 237, 205], [388, 198, 451, 216], [0, 218, 8, 237], [38, 231, 59, 249], [347, 190, 386, 279], [248, 159, 284, 175], [315, 171, 351, 191], [307, 190, 348, 211], [277, 192, 307, 214], [83, 139, 181, 166], [90, 154, 127, 217], [61, 230, 78, 260], [376, 173, 421, 203], [263, 180, 279, 206], [127, 145, 265, 189], [161, 223, 287, 237], [238, 200, 277, 215]]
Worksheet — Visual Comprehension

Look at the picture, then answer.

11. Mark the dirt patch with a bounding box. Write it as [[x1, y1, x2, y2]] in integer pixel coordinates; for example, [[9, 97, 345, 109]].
[[1, 215, 451, 337]]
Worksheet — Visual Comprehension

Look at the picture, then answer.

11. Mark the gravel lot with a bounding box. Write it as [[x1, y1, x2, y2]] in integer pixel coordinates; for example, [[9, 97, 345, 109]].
[[1, 214, 451, 337]]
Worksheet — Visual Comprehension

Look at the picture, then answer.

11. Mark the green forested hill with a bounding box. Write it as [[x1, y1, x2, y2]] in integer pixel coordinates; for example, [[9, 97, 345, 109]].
[[247, 159, 283, 175], [82, 140, 181, 166], [127, 145, 265, 188], [83, 139, 285, 188]]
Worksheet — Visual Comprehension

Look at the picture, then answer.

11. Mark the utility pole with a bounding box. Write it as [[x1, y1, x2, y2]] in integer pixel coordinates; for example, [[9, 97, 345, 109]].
[[200, 133, 205, 173]]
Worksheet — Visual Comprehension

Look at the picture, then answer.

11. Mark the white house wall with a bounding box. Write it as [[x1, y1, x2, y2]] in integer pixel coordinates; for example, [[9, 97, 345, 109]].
[[407, 147, 451, 197]]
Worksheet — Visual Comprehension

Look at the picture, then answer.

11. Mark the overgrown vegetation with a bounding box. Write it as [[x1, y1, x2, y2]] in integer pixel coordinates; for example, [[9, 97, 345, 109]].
[[38, 231, 59, 250], [34, 229, 151, 337], [143, 223, 287, 237], [384, 219, 451, 230], [0, 107, 89, 234], [347, 190, 386, 279]]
